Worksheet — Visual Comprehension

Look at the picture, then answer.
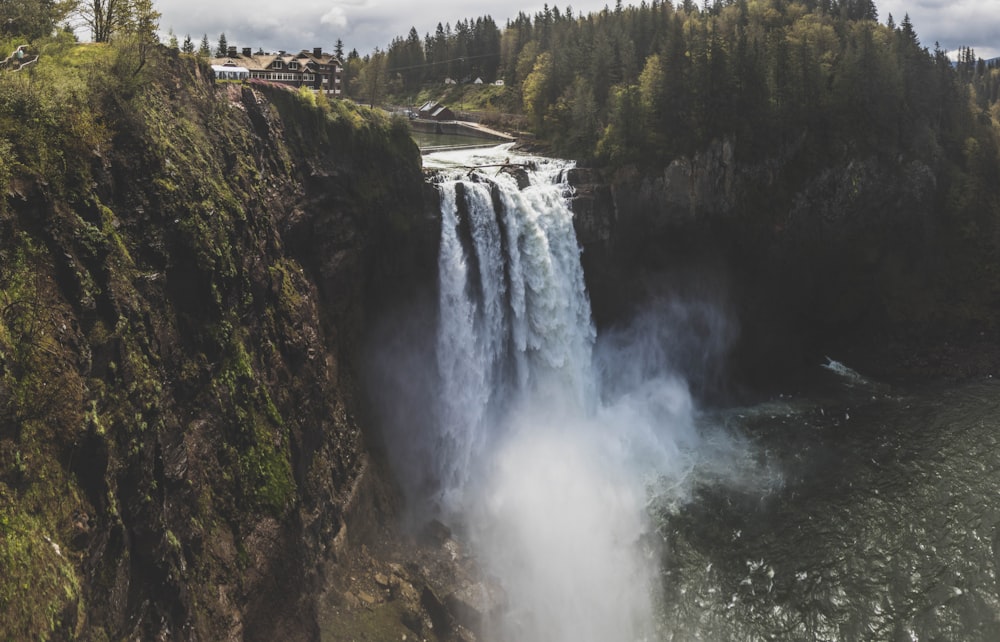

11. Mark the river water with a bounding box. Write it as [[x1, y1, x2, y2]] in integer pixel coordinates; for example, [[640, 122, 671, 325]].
[[398, 145, 1000, 641], [659, 372, 1000, 641]]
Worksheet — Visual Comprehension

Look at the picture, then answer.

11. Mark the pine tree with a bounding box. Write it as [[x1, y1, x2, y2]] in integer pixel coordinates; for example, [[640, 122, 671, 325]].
[[199, 34, 211, 58], [182, 34, 195, 54], [335, 38, 345, 59], [216, 32, 228, 57]]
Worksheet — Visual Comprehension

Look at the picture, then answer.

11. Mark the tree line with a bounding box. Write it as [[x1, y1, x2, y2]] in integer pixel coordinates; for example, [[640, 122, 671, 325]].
[[359, 1, 997, 171], [1, 0, 160, 45]]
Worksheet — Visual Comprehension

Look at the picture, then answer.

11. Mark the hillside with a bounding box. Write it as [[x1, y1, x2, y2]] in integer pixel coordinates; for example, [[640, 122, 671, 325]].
[[0, 38, 435, 640]]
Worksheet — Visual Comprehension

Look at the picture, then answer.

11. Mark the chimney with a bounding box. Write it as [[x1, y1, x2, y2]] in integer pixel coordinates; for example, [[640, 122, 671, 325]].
[[313, 47, 323, 58], [242, 47, 252, 57], [228, 46, 237, 57]]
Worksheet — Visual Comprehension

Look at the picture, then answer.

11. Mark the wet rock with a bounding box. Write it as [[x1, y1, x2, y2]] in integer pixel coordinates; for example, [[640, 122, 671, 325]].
[[445, 578, 506, 640], [499, 165, 530, 190], [420, 586, 452, 635], [390, 576, 420, 603], [420, 519, 452, 547]]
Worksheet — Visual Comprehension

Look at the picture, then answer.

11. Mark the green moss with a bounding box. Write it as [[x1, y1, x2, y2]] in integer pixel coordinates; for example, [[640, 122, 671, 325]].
[[212, 332, 293, 516], [240, 418, 295, 516], [0, 499, 83, 640], [268, 259, 305, 320]]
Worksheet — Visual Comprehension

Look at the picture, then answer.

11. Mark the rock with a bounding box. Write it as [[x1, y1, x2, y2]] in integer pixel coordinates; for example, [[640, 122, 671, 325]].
[[445, 579, 506, 640], [400, 607, 423, 636], [390, 576, 420, 603], [499, 165, 530, 190], [420, 519, 452, 547], [420, 586, 452, 635]]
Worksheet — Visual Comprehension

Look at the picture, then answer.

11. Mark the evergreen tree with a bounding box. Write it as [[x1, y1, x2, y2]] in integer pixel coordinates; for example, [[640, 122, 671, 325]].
[[216, 32, 228, 57], [198, 34, 211, 58], [182, 34, 195, 54]]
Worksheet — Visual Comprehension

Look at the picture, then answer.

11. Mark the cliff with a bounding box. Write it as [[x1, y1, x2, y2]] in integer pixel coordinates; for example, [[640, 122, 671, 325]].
[[568, 138, 998, 394], [0, 45, 437, 640]]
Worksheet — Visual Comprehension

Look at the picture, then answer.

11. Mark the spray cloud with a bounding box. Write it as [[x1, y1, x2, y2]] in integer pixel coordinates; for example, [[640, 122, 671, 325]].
[[372, 146, 749, 640]]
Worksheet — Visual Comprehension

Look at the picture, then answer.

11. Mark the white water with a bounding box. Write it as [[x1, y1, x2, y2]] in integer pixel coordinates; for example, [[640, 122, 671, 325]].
[[393, 144, 749, 641], [429, 147, 673, 640]]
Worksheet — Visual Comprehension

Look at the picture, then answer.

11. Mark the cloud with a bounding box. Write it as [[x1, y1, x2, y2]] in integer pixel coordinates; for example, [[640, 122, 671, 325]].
[[157, 0, 1000, 61], [879, 0, 1000, 58], [320, 7, 349, 29]]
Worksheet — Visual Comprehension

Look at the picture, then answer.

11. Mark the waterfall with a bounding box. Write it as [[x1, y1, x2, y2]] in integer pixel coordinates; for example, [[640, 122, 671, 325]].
[[359, 146, 766, 642], [434, 162, 597, 510], [423, 148, 704, 642]]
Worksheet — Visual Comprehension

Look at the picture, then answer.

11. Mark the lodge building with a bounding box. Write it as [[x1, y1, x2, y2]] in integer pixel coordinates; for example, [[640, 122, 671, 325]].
[[210, 46, 343, 96]]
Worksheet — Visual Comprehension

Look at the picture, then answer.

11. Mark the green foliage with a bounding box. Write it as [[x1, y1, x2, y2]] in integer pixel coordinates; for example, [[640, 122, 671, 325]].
[[0, 0, 72, 41], [0, 31, 427, 640], [0, 498, 82, 639], [0, 235, 87, 640], [214, 333, 294, 516], [369, 0, 989, 174], [521, 51, 552, 131]]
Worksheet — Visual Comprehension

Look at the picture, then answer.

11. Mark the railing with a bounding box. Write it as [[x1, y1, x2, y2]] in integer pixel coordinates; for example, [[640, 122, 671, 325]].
[[0, 46, 38, 72]]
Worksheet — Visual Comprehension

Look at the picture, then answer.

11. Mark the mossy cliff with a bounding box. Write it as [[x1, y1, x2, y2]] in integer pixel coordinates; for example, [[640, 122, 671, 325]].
[[569, 133, 1000, 393], [0, 42, 435, 640]]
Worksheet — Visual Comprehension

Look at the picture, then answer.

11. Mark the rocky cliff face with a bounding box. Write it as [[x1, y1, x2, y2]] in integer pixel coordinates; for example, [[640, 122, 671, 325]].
[[0, 51, 438, 641], [567, 140, 952, 393]]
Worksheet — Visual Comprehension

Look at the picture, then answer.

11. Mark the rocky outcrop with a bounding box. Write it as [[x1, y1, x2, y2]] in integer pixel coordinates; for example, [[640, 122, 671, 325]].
[[566, 141, 944, 394]]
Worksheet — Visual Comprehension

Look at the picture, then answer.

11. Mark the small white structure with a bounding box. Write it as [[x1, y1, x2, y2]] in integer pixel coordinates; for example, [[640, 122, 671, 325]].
[[473, 77, 484, 84], [494, 79, 505, 86], [444, 77, 457, 85], [211, 64, 250, 81]]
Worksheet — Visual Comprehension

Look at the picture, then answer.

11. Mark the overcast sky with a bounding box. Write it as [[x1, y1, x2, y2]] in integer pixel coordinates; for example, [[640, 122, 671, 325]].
[[155, 0, 999, 61]]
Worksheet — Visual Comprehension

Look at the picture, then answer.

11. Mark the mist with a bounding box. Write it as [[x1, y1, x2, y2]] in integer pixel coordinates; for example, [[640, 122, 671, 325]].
[[366, 147, 762, 640]]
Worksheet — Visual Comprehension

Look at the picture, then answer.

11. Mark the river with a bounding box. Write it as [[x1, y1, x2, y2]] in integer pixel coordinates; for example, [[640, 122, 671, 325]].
[[383, 144, 1000, 641], [659, 371, 1000, 641]]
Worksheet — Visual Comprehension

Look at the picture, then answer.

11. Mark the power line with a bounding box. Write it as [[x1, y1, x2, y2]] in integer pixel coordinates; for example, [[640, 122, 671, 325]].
[[385, 51, 499, 74]]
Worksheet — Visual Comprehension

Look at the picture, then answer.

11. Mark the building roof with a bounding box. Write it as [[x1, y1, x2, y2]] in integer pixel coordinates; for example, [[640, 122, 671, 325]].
[[211, 64, 250, 73], [209, 51, 343, 73]]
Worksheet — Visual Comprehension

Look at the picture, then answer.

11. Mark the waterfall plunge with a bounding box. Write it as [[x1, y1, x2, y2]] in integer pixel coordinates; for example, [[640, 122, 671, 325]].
[[420, 149, 704, 642]]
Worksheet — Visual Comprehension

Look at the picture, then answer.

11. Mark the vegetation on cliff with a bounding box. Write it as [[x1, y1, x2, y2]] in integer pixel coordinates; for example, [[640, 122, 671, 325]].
[[0, 29, 425, 640]]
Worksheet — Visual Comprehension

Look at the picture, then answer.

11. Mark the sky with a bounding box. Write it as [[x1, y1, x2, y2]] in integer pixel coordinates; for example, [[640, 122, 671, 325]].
[[153, 0, 999, 61]]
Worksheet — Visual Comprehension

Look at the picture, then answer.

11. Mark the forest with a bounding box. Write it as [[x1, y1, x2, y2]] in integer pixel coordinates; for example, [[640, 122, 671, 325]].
[[354, 0, 1000, 318], [362, 1, 999, 166]]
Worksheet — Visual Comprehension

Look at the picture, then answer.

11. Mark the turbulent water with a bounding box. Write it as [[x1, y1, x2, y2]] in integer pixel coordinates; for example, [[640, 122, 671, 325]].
[[413, 145, 757, 641], [658, 371, 1000, 641], [377, 144, 1000, 641]]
